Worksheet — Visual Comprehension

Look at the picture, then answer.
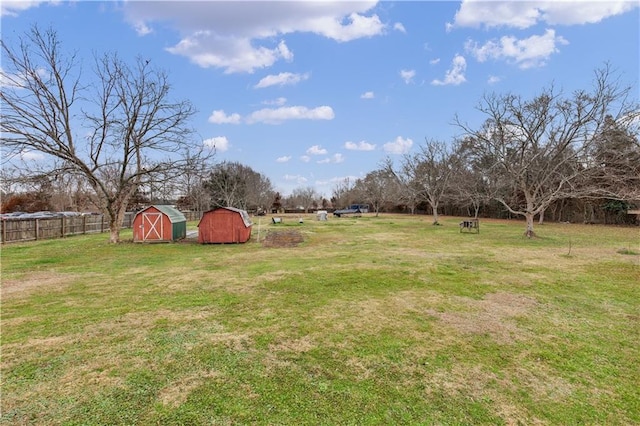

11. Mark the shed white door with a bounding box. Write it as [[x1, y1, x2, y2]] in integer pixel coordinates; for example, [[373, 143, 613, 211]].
[[142, 212, 163, 241]]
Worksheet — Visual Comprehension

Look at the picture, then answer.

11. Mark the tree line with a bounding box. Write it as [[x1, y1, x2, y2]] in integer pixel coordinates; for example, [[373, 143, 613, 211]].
[[2, 26, 638, 241], [344, 71, 640, 237]]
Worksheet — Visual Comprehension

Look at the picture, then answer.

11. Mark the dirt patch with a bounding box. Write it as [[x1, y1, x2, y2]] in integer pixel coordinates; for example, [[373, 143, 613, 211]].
[[262, 230, 304, 248], [430, 292, 538, 344]]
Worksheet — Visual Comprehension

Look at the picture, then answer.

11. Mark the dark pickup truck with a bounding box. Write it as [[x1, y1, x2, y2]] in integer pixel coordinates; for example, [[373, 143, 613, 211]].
[[333, 208, 361, 218]]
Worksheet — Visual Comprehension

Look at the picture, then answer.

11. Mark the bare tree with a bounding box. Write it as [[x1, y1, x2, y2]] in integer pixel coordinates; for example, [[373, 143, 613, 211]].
[[288, 187, 319, 212], [450, 140, 493, 219], [356, 159, 399, 216], [400, 139, 455, 225], [173, 148, 212, 212], [205, 162, 248, 209], [331, 177, 356, 209], [395, 174, 421, 215], [1, 26, 206, 242], [455, 65, 637, 237], [0, 168, 28, 205], [0, 174, 54, 213], [588, 115, 640, 200], [205, 161, 273, 211], [245, 169, 275, 213]]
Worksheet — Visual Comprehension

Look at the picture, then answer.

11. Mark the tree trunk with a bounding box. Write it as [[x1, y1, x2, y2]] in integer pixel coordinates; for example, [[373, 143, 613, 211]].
[[431, 201, 440, 225], [108, 215, 121, 243], [525, 212, 535, 238], [538, 208, 545, 225], [106, 198, 131, 243]]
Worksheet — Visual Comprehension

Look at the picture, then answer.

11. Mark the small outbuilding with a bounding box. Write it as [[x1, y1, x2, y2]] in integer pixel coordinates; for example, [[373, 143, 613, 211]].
[[133, 205, 187, 243], [198, 207, 252, 244]]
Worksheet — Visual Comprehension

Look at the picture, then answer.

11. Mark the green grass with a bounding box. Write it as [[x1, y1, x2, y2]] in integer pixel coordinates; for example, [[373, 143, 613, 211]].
[[1, 215, 639, 425]]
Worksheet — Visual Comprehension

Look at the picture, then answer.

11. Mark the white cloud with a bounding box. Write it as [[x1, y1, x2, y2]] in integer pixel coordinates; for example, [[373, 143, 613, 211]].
[[247, 105, 334, 124], [123, 2, 386, 73], [432, 55, 467, 86], [345, 140, 376, 151], [0, 67, 48, 88], [318, 153, 345, 164], [360, 91, 375, 99], [465, 29, 568, 69], [307, 145, 328, 155], [300, 155, 311, 163], [263, 97, 287, 106], [0, 0, 56, 17], [383, 136, 413, 154], [167, 36, 293, 74], [203, 136, 230, 152], [0, 68, 24, 88], [400, 69, 416, 84], [284, 174, 308, 185], [19, 149, 45, 161], [276, 156, 291, 163], [429, 58, 440, 65], [2, 148, 46, 163], [394, 22, 406, 33], [487, 75, 501, 85], [313, 12, 386, 42], [133, 21, 153, 36], [208, 110, 242, 124], [332, 153, 345, 163], [448, 1, 638, 29], [541, 1, 639, 25], [210, 105, 334, 124], [254, 72, 310, 89]]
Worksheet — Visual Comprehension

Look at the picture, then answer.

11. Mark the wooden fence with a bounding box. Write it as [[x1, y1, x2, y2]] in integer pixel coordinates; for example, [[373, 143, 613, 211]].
[[1, 211, 204, 244]]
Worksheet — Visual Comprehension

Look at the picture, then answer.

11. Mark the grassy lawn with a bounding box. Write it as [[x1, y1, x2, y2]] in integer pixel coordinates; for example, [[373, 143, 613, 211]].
[[1, 214, 639, 425]]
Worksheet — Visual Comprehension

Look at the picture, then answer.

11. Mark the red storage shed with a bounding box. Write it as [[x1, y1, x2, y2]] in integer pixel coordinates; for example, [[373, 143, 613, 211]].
[[132, 205, 187, 243], [198, 207, 253, 244]]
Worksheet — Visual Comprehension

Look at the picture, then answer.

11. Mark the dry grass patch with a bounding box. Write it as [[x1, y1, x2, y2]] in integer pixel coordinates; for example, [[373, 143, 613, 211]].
[[430, 292, 537, 345], [312, 289, 446, 341], [1, 335, 78, 371], [1, 271, 76, 299], [425, 364, 552, 425], [157, 370, 223, 408], [268, 335, 315, 354], [487, 235, 639, 268]]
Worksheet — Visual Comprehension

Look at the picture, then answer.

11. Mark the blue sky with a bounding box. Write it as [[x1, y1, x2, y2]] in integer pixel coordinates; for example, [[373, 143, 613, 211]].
[[2, 1, 638, 197]]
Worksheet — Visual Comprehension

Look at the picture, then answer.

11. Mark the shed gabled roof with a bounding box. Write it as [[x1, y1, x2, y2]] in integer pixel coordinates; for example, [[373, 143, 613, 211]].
[[146, 205, 186, 223], [202, 207, 252, 228]]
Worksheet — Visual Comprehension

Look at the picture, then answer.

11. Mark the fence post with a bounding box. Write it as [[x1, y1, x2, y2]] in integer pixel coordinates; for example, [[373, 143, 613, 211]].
[[83, 214, 87, 234], [61, 217, 65, 238], [35, 218, 39, 241]]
